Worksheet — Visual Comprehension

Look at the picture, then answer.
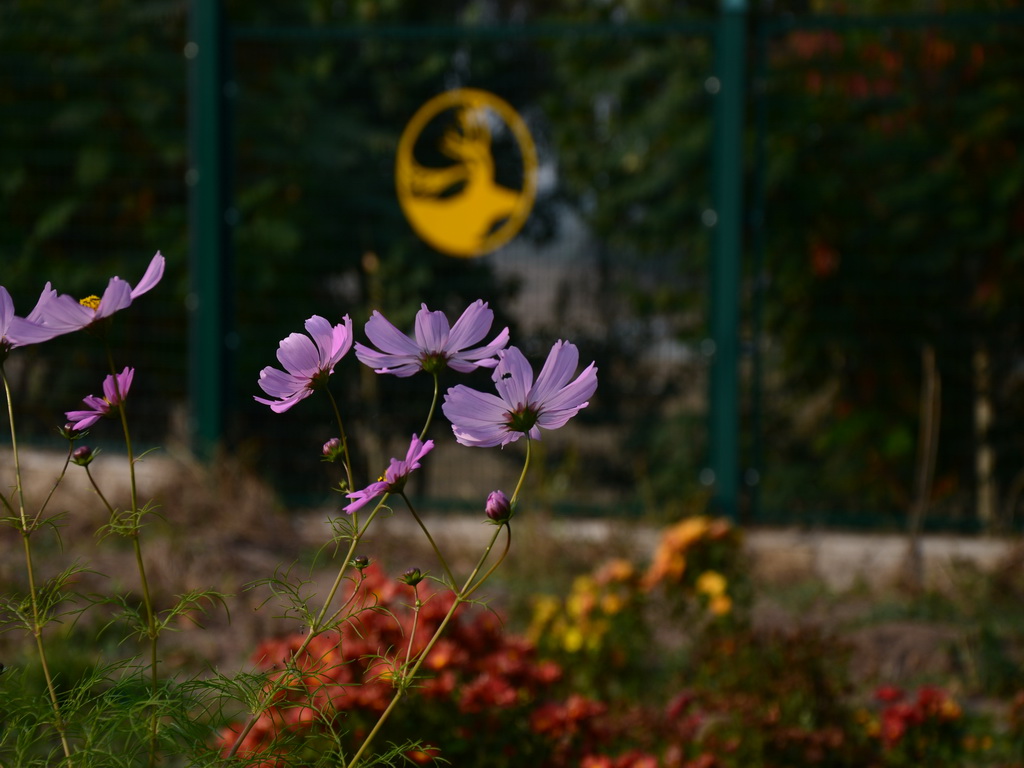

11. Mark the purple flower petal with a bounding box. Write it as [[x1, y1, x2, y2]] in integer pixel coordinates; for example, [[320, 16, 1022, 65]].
[[413, 305, 451, 354], [94, 279, 133, 320], [326, 317, 354, 365], [402, 433, 435, 470], [0, 284, 69, 347], [352, 344, 423, 377], [538, 361, 598, 416], [254, 315, 352, 413], [31, 295, 93, 334], [443, 341, 598, 449], [344, 434, 434, 513], [343, 480, 390, 513], [0, 288, 13, 336], [65, 368, 135, 430], [5, 317, 63, 346], [356, 300, 508, 377], [442, 386, 515, 447], [449, 325, 510, 371], [304, 315, 339, 369], [65, 411, 103, 430], [277, 332, 320, 376], [101, 367, 134, 405], [364, 311, 421, 356], [255, 367, 300, 399], [446, 300, 492, 351], [254, 390, 310, 414], [29, 252, 165, 334], [493, 347, 533, 410], [130, 252, 165, 298]]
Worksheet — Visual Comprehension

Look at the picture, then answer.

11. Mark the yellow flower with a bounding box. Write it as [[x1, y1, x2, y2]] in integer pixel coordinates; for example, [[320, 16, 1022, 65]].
[[567, 588, 596, 619], [643, 550, 686, 589], [586, 620, 609, 651], [596, 558, 635, 584], [709, 594, 732, 616], [563, 626, 584, 653], [667, 516, 710, 549], [600, 593, 625, 615], [940, 698, 962, 721], [696, 570, 728, 597], [527, 595, 562, 642]]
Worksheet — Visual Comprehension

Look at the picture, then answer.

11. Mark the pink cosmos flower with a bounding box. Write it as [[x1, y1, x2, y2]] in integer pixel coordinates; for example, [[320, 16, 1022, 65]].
[[65, 367, 134, 430], [28, 252, 165, 334], [354, 300, 509, 377], [441, 341, 597, 448], [254, 315, 353, 413], [344, 434, 434, 513], [0, 286, 66, 349]]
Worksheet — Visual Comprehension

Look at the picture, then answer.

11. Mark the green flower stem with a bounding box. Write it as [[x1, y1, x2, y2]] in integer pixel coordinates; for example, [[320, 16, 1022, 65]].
[[403, 584, 422, 669], [104, 350, 159, 767], [401, 493, 456, 588], [463, 523, 512, 601], [417, 373, 440, 440], [29, 446, 72, 532], [2, 367, 73, 763], [326, 388, 354, 493], [510, 438, 532, 508], [345, 522, 510, 768], [311, 504, 381, 633], [320, 566, 370, 639], [225, 501, 385, 761]]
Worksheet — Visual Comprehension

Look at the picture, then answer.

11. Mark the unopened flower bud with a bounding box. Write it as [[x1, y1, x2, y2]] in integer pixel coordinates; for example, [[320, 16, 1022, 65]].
[[399, 567, 424, 587], [322, 437, 343, 461], [71, 445, 96, 466], [485, 490, 512, 524], [351, 555, 370, 571], [59, 422, 82, 441]]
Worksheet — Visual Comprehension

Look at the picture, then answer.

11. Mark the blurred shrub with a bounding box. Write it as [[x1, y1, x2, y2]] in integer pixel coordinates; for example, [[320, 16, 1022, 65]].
[[221, 517, 1024, 767]]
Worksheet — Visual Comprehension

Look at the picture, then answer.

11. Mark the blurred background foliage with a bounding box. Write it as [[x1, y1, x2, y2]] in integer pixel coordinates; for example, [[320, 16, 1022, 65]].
[[2, 0, 1023, 529]]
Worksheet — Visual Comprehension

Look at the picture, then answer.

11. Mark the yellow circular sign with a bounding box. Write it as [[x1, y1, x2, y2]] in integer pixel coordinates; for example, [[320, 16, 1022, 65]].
[[395, 88, 537, 258]]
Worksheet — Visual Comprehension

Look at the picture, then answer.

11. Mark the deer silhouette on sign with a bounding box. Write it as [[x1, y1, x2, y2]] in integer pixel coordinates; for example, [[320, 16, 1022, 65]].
[[397, 104, 523, 256]]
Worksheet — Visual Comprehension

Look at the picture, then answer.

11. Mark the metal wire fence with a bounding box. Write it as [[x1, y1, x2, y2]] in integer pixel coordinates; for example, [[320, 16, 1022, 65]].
[[3, 3, 1023, 531]]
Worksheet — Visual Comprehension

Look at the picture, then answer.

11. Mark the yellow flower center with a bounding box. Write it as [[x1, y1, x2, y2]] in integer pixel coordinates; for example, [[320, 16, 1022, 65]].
[[79, 295, 101, 310]]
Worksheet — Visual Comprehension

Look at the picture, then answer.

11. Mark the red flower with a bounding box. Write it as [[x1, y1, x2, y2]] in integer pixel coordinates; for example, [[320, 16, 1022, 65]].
[[874, 684, 905, 703]]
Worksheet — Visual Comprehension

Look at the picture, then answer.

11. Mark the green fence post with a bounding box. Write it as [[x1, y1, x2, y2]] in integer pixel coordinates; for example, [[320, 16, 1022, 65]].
[[708, 0, 747, 520], [187, 0, 227, 457]]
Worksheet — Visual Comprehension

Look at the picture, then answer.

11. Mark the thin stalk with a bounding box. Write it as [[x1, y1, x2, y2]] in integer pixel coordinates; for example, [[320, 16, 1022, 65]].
[[345, 523, 511, 768], [311, 505, 381, 633], [463, 524, 512, 601], [417, 373, 440, 440], [403, 585, 422, 670], [29, 446, 73, 531], [509, 438, 532, 507], [2, 367, 73, 762], [326, 388, 354, 493], [105, 350, 159, 766], [401, 493, 456, 588], [225, 501, 384, 761]]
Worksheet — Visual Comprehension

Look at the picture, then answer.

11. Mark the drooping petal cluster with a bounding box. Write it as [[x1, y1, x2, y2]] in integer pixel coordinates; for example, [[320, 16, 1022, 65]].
[[355, 300, 509, 377], [0, 286, 65, 350], [65, 367, 135, 430], [344, 434, 434, 513], [28, 252, 165, 335], [442, 341, 597, 448], [254, 315, 354, 413]]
